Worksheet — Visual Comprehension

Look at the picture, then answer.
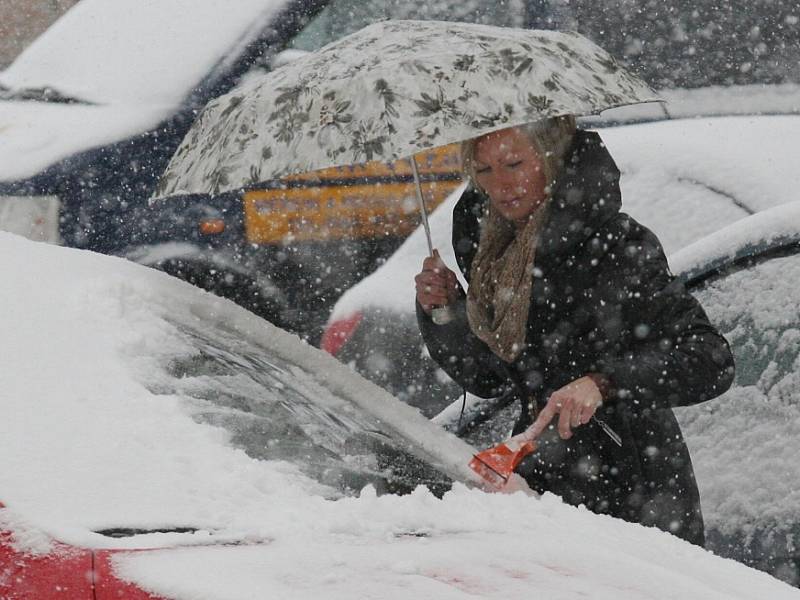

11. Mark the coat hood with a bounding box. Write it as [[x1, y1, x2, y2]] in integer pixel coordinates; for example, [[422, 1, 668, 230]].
[[452, 130, 622, 279]]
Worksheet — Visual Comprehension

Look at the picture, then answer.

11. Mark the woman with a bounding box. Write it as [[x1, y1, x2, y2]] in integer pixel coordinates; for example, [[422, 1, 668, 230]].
[[414, 117, 734, 546]]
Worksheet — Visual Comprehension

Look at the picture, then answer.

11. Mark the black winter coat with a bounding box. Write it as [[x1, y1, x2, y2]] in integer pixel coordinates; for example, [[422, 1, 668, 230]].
[[418, 131, 734, 546]]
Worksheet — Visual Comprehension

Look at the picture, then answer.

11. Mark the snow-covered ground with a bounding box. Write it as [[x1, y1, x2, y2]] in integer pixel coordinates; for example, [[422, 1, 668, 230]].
[[2, 232, 798, 599]]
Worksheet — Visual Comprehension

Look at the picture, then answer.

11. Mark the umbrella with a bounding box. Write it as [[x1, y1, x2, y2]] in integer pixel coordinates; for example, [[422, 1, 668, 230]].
[[153, 20, 660, 321]]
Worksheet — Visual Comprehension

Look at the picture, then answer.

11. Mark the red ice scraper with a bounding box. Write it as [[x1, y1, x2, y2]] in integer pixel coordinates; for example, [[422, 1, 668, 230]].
[[469, 416, 623, 488], [469, 434, 537, 489]]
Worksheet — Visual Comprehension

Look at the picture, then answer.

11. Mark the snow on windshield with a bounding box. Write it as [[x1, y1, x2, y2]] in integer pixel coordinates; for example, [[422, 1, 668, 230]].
[[0, 0, 287, 105], [0, 232, 325, 549], [0, 232, 480, 550]]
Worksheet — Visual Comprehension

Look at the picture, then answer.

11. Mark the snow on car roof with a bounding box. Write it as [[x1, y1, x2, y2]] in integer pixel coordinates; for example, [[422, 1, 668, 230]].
[[0, 0, 289, 182], [328, 115, 800, 322], [670, 200, 800, 280], [0, 0, 287, 106]]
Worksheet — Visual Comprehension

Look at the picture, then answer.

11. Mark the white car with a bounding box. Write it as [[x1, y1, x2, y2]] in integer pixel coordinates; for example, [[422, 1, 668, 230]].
[[2, 233, 797, 599]]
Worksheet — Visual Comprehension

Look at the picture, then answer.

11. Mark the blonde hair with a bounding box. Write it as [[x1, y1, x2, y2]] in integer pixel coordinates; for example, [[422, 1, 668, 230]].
[[460, 115, 577, 194]]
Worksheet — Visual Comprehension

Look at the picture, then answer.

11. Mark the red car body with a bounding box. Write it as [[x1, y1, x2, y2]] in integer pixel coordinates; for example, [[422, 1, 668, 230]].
[[0, 503, 164, 600]]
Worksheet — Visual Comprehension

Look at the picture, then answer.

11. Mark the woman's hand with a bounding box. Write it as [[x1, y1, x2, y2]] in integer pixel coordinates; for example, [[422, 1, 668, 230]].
[[526, 375, 607, 440], [415, 249, 460, 315]]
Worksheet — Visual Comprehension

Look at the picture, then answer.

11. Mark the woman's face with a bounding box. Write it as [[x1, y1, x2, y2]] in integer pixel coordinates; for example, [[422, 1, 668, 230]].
[[473, 127, 548, 226]]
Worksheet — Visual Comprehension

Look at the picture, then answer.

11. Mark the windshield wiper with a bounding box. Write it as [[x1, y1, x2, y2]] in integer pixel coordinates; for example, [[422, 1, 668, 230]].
[[0, 85, 94, 105], [94, 526, 199, 538]]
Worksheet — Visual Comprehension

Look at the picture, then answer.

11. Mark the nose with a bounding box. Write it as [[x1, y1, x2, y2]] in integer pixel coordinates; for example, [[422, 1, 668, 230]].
[[494, 171, 516, 197]]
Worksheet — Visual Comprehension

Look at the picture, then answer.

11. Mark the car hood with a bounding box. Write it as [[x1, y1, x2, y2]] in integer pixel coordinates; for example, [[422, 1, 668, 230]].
[[0, 99, 173, 183], [105, 490, 800, 600]]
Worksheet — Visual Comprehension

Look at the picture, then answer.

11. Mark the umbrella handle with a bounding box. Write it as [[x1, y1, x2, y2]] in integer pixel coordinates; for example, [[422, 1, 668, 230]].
[[410, 156, 453, 325], [410, 155, 435, 256]]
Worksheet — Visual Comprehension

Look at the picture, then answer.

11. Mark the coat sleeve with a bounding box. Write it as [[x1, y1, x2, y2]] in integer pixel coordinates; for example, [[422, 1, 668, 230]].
[[416, 296, 509, 399], [594, 219, 735, 410]]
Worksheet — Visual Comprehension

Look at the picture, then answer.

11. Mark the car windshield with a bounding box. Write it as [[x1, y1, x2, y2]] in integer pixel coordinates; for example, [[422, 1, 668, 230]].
[[147, 312, 454, 498], [288, 0, 532, 51]]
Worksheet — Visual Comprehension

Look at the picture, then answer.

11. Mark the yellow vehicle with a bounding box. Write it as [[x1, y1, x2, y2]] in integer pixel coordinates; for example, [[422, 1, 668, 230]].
[[243, 144, 461, 245]]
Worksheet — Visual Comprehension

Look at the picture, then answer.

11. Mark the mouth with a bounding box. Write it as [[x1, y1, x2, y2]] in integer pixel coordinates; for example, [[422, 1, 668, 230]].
[[498, 197, 522, 209]]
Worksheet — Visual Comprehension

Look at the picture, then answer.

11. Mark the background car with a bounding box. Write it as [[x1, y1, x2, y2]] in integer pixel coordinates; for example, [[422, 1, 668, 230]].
[[2, 0, 798, 344], [2, 230, 799, 599]]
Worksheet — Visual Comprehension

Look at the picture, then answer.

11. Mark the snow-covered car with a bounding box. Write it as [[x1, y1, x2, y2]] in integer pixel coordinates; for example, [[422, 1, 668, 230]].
[[322, 114, 800, 415], [0, 0, 335, 332], [2, 232, 799, 599], [325, 197, 800, 585]]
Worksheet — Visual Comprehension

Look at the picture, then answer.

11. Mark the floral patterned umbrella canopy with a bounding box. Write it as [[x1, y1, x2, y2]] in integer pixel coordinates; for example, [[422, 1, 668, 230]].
[[153, 20, 660, 199]]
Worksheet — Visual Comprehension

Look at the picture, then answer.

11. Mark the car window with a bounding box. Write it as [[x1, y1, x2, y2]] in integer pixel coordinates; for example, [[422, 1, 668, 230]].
[[288, 0, 533, 52], [147, 315, 453, 498], [689, 252, 800, 395], [678, 251, 800, 580]]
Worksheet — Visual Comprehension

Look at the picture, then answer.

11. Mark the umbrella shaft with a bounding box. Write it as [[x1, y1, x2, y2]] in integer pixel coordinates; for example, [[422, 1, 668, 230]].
[[410, 156, 434, 256]]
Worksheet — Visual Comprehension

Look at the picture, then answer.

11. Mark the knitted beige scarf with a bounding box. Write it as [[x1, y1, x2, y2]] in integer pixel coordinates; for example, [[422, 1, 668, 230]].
[[466, 202, 549, 363]]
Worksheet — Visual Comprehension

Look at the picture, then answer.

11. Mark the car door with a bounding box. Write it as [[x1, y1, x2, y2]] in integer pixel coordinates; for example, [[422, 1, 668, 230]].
[[679, 246, 800, 586]]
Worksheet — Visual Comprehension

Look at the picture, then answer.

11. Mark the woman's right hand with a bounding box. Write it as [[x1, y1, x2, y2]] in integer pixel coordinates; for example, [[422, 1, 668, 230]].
[[415, 249, 460, 315]]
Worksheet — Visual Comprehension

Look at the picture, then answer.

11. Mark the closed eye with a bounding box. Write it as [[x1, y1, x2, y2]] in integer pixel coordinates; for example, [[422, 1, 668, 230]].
[[507, 161, 523, 168], [475, 165, 491, 174]]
